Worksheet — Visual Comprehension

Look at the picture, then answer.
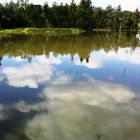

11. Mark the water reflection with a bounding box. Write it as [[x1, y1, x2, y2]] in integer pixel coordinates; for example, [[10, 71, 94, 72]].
[[106, 48, 140, 64], [2, 54, 61, 88], [1, 48, 140, 91], [24, 78, 139, 140], [0, 32, 139, 66], [1, 77, 140, 140], [74, 54, 103, 69], [0, 32, 140, 140]]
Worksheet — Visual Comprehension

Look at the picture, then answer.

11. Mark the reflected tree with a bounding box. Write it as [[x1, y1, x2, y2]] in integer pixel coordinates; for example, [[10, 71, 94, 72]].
[[0, 32, 139, 63], [0, 57, 2, 66]]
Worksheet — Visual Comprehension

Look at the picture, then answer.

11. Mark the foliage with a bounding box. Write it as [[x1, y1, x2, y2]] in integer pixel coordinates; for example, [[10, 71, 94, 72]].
[[0, 0, 139, 31]]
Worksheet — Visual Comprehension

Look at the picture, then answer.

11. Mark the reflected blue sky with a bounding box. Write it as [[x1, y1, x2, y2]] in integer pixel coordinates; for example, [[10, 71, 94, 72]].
[[1, 48, 140, 96]]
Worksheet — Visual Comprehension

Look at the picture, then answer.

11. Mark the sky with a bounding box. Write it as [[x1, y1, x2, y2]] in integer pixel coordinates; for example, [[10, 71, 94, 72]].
[[0, 0, 140, 11]]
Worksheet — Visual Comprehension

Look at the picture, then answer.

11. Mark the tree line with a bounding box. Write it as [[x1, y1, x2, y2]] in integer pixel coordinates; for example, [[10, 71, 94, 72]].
[[0, 0, 140, 31]]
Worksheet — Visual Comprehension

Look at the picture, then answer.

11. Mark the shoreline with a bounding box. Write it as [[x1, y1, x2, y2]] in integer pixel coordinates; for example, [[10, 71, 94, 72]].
[[0, 28, 85, 36], [0, 28, 139, 36]]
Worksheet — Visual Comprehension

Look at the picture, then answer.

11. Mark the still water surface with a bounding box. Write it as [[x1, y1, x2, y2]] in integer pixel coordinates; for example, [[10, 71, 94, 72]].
[[0, 32, 140, 140]]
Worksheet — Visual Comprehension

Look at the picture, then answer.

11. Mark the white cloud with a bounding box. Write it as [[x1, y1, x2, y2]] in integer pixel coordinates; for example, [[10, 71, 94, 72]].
[[136, 34, 140, 40], [1, 72, 137, 139], [0, 0, 139, 11], [41, 78, 134, 105], [94, 0, 140, 11], [74, 54, 103, 69], [0, 105, 10, 120], [14, 56, 24, 62], [15, 77, 135, 113], [17, 77, 140, 140], [51, 71, 73, 85], [2, 54, 62, 88], [15, 101, 49, 113], [107, 48, 140, 65]]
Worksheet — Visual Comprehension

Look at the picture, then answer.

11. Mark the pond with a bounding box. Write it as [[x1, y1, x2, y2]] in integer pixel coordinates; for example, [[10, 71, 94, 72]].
[[0, 32, 140, 140]]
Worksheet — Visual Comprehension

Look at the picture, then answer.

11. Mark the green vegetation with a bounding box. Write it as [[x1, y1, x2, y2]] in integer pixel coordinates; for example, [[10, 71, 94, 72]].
[[0, 0, 140, 31], [0, 28, 84, 35]]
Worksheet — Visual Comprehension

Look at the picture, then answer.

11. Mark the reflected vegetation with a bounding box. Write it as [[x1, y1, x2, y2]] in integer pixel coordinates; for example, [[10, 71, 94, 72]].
[[0, 32, 140, 140], [0, 32, 139, 64]]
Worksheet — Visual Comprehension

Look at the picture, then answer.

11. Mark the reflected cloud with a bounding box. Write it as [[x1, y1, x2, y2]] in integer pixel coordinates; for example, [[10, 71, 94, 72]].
[[0, 75, 3, 82], [14, 56, 24, 62], [136, 34, 140, 40], [13, 77, 140, 140], [0, 105, 9, 120], [108, 75, 114, 81], [74, 54, 103, 69], [1, 54, 62, 88], [107, 48, 140, 64], [15, 78, 135, 113], [51, 71, 73, 85], [41, 79, 134, 105]]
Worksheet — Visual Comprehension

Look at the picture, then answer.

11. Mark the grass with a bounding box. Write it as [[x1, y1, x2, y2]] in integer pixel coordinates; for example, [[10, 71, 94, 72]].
[[138, 23, 140, 29], [0, 28, 84, 36]]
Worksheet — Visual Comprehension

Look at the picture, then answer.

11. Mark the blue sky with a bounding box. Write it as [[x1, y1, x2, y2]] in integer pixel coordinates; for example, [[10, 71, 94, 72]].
[[0, 0, 140, 11]]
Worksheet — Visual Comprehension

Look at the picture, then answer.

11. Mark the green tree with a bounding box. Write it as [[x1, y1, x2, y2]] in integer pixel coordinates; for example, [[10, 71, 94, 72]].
[[92, 7, 106, 29], [0, 0, 138, 30], [25, 4, 43, 27], [76, 0, 93, 31], [113, 5, 122, 30]]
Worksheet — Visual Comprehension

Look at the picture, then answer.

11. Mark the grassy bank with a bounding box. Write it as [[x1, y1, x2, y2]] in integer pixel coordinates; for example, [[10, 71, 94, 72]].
[[0, 28, 85, 36]]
